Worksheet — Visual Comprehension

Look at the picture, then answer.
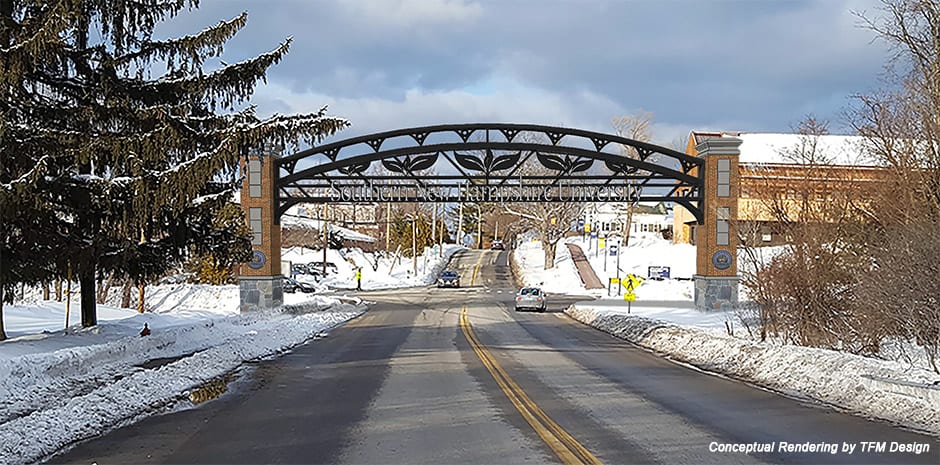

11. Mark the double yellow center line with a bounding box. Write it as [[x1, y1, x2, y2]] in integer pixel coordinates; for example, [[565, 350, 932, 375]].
[[459, 306, 603, 465], [470, 250, 485, 285]]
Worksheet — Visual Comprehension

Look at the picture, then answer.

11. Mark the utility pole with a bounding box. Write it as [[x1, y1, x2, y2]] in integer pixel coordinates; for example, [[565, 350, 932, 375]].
[[411, 216, 417, 275], [322, 203, 328, 276], [458, 203, 464, 247], [385, 203, 391, 251], [477, 211, 483, 249], [431, 204, 437, 256], [438, 204, 444, 257], [616, 231, 622, 296]]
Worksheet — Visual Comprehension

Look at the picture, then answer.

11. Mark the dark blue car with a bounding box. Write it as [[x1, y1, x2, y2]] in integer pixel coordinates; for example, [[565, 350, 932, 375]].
[[436, 270, 460, 288]]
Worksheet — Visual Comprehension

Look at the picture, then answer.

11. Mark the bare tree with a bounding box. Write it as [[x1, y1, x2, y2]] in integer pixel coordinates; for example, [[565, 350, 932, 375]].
[[502, 133, 583, 269], [741, 117, 876, 351], [611, 112, 654, 248], [850, 0, 940, 371]]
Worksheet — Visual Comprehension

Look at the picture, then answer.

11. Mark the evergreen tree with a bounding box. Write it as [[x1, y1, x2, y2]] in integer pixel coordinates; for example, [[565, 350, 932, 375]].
[[0, 0, 349, 336]]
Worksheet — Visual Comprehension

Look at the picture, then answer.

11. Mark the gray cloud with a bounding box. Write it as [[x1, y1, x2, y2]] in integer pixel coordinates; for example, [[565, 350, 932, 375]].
[[156, 0, 890, 142]]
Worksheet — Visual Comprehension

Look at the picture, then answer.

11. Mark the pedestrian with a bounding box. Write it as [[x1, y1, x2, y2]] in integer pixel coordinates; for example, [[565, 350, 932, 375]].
[[140, 323, 151, 337], [355, 268, 362, 291]]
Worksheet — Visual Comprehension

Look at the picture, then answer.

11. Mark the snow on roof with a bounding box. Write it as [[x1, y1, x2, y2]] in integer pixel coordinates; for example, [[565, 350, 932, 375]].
[[696, 132, 878, 167]]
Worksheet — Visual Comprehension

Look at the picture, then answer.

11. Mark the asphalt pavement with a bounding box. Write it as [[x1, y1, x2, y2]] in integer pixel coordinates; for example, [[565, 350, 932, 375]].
[[48, 249, 938, 465]]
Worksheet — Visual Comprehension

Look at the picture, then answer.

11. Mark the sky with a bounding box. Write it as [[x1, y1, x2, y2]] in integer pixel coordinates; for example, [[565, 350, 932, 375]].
[[156, 0, 893, 148]]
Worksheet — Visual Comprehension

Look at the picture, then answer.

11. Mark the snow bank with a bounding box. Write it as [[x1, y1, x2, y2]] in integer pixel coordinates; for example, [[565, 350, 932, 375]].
[[0, 288, 365, 465], [511, 240, 588, 294], [565, 305, 940, 435], [283, 244, 463, 290]]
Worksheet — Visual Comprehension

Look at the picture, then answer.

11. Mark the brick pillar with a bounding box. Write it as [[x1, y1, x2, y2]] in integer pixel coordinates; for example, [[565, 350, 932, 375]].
[[239, 145, 283, 312], [694, 137, 742, 311]]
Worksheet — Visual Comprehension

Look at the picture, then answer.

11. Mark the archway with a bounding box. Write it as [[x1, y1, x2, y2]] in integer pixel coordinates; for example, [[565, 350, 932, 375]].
[[238, 124, 740, 311]]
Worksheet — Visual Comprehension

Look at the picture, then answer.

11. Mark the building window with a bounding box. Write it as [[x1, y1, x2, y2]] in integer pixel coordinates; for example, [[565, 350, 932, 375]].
[[717, 158, 731, 197], [716, 207, 730, 246], [250, 207, 263, 245], [248, 159, 262, 198]]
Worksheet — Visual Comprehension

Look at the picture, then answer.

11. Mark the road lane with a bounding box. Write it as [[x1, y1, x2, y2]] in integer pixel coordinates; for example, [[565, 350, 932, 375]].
[[48, 248, 938, 465], [468, 248, 938, 465]]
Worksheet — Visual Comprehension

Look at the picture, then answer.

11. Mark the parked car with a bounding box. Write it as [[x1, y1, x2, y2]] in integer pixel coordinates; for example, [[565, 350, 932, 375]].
[[515, 287, 546, 312], [490, 240, 505, 250], [437, 270, 461, 288], [283, 277, 317, 293]]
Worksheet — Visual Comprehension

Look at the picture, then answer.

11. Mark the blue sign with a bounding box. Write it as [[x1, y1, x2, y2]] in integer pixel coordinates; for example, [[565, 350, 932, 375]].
[[609, 245, 618, 256], [712, 250, 733, 270], [248, 250, 266, 270], [648, 266, 670, 279]]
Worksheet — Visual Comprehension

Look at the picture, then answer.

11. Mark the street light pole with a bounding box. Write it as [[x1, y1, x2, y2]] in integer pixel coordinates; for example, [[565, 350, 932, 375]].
[[458, 203, 464, 246], [322, 203, 328, 276], [385, 203, 391, 251], [438, 204, 444, 257], [477, 210, 482, 249], [411, 216, 417, 275]]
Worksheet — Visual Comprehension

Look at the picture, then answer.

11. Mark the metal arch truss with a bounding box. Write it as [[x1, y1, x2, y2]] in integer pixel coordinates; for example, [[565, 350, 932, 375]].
[[275, 123, 705, 224]]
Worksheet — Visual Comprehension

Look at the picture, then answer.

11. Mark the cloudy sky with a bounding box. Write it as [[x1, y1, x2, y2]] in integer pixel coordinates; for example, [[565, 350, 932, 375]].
[[157, 0, 892, 147]]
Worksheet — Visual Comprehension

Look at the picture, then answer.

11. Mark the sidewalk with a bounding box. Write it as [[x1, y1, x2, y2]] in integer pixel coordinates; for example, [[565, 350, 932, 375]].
[[565, 243, 605, 289]]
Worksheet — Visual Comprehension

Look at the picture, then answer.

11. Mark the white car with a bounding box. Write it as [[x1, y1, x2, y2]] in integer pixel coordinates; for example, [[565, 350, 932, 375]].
[[514, 287, 546, 312]]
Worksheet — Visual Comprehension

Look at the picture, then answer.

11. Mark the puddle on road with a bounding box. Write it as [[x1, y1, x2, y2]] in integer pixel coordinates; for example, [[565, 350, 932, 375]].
[[187, 372, 236, 405]]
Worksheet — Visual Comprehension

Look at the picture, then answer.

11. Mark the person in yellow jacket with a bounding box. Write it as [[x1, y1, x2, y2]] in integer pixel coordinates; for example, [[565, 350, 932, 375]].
[[355, 268, 362, 291]]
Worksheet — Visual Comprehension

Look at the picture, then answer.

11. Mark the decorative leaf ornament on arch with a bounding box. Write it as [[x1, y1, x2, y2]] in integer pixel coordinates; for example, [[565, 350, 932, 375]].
[[275, 123, 705, 223], [454, 150, 520, 175]]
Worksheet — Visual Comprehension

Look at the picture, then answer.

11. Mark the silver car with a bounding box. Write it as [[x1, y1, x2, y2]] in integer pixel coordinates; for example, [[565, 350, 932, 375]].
[[514, 287, 546, 312]]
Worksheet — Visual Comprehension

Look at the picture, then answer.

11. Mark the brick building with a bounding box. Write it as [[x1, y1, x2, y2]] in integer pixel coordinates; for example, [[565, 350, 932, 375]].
[[673, 131, 880, 246]]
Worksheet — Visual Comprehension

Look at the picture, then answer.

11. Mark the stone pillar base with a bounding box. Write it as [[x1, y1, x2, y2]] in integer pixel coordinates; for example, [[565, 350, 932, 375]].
[[693, 275, 739, 312], [239, 276, 283, 312]]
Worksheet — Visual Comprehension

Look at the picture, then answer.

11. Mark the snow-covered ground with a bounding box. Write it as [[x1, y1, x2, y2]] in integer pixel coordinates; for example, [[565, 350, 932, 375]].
[[0, 242, 466, 465], [566, 305, 940, 435], [513, 235, 940, 435], [283, 244, 463, 291], [511, 239, 589, 295], [564, 234, 706, 300], [0, 286, 365, 465]]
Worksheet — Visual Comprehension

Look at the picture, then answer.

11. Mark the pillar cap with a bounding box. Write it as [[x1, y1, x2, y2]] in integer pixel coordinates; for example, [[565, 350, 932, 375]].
[[696, 137, 742, 156]]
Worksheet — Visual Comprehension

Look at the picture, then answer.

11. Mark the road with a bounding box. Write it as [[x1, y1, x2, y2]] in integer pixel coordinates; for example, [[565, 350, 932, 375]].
[[50, 249, 938, 465]]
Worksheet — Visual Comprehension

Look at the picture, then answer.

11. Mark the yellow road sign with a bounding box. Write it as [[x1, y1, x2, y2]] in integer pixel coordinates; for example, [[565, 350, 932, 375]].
[[599, 238, 606, 248], [622, 273, 644, 292], [624, 292, 636, 302], [610, 277, 620, 284]]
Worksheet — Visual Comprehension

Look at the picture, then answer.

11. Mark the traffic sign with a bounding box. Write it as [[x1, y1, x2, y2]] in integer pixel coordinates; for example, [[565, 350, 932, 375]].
[[622, 273, 644, 292], [598, 237, 606, 248], [624, 292, 636, 302]]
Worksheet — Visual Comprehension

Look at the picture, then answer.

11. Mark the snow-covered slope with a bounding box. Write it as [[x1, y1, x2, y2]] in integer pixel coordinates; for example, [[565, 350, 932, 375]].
[[0, 287, 365, 465], [565, 306, 940, 435]]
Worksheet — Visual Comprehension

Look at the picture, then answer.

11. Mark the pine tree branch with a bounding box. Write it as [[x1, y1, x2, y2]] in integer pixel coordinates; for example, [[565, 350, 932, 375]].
[[148, 39, 292, 109], [113, 12, 248, 70]]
